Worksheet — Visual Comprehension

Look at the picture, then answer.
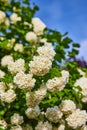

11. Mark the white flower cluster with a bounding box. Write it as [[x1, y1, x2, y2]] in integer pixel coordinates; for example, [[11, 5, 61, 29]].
[[10, 125, 23, 130], [32, 17, 46, 35], [66, 109, 87, 129], [25, 105, 40, 119], [26, 85, 47, 107], [23, 124, 33, 130], [8, 58, 25, 74], [14, 71, 36, 90], [37, 43, 56, 61], [46, 70, 69, 92], [0, 10, 6, 24], [45, 106, 63, 123], [25, 31, 38, 44], [0, 82, 6, 94], [29, 56, 52, 76], [57, 124, 65, 130], [1, 89, 16, 103], [59, 100, 76, 114], [35, 121, 52, 130], [14, 43, 23, 52], [10, 13, 21, 24], [0, 70, 5, 78], [1, 55, 13, 66], [75, 76, 87, 103], [0, 120, 7, 129], [11, 113, 24, 125]]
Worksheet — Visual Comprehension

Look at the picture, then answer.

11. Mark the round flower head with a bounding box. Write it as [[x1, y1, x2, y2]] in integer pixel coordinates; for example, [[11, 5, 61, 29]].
[[0, 10, 6, 24], [10, 13, 21, 24], [1, 55, 13, 66], [10, 125, 22, 130], [25, 31, 38, 44], [0, 70, 5, 78], [14, 43, 23, 52], [14, 71, 36, 90], [11, 113, 24, 125], [25, 105, 40, 119], [37, 43, 56, 61], [59, 100, 76, 114], [35, 121, 52, 130], [66, 109, 87, 129], [0, 120, 7, 129], [46, 106, 63, 123], [29, 56, 52, 76], [32, 17, 46, 35]]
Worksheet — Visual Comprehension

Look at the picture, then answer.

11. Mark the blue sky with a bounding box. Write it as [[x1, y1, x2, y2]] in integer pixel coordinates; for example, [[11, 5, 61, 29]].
[[32, 0, 87, 61]]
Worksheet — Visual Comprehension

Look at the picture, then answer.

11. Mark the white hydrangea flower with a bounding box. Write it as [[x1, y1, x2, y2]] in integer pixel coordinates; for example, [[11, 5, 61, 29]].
[[80, 125, 87, 130], [39, 38, 47, 44], [32, 17, 46, 35], [61, 70, 69, 83], [14, 43, 23, 52], [25, 105, 40, 119], [0, 70, 5, 78], [59, 100, 76, 114], [1, 55, 13, 66], [0, 120, 7, 129], [10, 13, 21, 24], [35, 121, 52, 130], [75, 77, 87, 96], [25, 31, 38, 43], [14, 71, 36, 90], [26, 85, 47, 107], [11, 113, 24, 125], [8, 58, 25, 74], [0, 82, 6, 94], [46, 77, 66, 92], [0, 10, 6, 24], [82, 96, 87, 103], [1, 89, 16, 103], [29, 56, 52, 76], [57, 124, 65, 130], [10, 125, 23, 130], [66, 109, 87, 129], [23, 124, 33, 130], [37, 43, 56, 61], [46, 106, 63, 123]]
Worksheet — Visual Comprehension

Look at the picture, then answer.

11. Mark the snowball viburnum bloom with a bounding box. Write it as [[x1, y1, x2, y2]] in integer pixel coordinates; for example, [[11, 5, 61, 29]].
[[29, 56, 52, 76], [10, 13, 21, 23], [46, 77, 66, 92], [25, 105, 40, 119], [66, 109, 87, 129], [14, 43, 23, 52], [0, 120, 7, 129], [8, 58, 25, 74], [0, 70, 5, 78], [32, 17, 46, 35], [0, 10, 6, 24], [37, 43, 56, 61], [1, 89, 16, 103], [10, 125, 23, 130], [1, 55, 13, 66], [75, 76, 87, 96], [14, 71, 36, 90], [35, 121, 52, 130], [25, 31, 38, 43], [11, 113, 24, 125], [46, 106, 63, 123], [59, 100, 76, 114], [26, 85, 47, 107]]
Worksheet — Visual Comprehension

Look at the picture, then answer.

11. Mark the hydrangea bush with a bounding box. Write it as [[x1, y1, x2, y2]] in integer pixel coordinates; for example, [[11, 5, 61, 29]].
[[0, 0, 87, 130]]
